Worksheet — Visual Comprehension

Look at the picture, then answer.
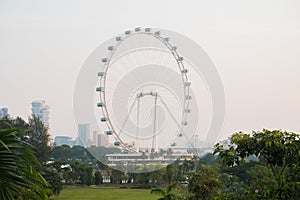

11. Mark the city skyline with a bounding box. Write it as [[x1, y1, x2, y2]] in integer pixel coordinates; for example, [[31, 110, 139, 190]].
[[1, 1, 300, 142]]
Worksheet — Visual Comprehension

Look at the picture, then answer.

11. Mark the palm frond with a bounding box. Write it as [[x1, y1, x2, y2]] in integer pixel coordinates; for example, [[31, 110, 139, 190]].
[[0, 127, 48, 199], [150, 188, 166, 196], [166, 182, 177, 194]]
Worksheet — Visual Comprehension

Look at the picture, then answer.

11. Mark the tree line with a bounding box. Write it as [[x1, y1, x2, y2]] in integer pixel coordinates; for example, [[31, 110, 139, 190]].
[[46, 130, 300, 199], [0, 116, 299, 199]]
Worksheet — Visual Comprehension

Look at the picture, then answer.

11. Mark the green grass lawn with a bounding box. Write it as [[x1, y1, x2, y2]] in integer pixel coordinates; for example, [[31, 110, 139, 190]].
[[54, 187, 160, 200]]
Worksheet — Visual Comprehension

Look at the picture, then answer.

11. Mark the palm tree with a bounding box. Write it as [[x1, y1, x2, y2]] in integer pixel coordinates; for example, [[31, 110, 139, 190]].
[[0, 125, 49, 200], [150, 183, 178, 200]]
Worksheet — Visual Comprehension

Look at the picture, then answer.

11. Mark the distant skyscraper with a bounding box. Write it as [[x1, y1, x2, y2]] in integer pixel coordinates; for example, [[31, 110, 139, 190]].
[[31, 100, 50, 128], [93, 130, 98, 147], [98, 133, 109, 147], [78, 123, 90, 147], [54, 136, 74, 146], [0, 107, 9, 119]]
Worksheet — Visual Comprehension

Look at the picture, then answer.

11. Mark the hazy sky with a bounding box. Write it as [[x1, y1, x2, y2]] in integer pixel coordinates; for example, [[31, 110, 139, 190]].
[[1, 0, 299, 141]]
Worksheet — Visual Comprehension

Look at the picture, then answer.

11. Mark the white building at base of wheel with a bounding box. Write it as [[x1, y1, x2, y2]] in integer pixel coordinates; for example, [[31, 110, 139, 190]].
[[106, 152, 195, 167]]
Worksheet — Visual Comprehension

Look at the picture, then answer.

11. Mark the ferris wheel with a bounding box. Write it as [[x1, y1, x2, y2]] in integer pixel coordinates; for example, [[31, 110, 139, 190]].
[[96, 27, 192, 153]]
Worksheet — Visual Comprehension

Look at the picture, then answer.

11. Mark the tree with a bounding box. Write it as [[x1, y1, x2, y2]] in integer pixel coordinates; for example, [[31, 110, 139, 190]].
[[0, 117, 64, 198], [174, 160, 184, 182], [148, 166, 165, 187], [218, 173, 246, 199], [165, 164, 174, 187], [71, 145, 92, 161], [79, 165, 93, 186], [214, 129, 300, 199], [0, 116, 28, 130], [42, 167, 63, 196], [94, 171, 103, 185], [69, 161, 81, 185], [0, 125, 49, 200], [175, 185, 194, 200], [27, 116, 64, 195], [245, 164, 276, 199], [0, 116, 51, 165], [27, 115, 51, 164], [182, 159, 195, 175], [52, 145, 72, 161], [200, 153, 217, 165], [42, 161, 67, 196], [188, 166, 223, 200], [150, 183, 178, 200], [110, 168, 124, 184]]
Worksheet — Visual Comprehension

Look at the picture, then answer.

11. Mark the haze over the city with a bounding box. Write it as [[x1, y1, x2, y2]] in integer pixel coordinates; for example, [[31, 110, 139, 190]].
[[1, 0, 300, 141]]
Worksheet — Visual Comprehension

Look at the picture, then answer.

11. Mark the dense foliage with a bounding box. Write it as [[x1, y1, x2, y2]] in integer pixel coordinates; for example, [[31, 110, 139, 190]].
[[0, 116, 59, 198], [1, 116, 299, 200], [48, 129, 300, 199], [214, 129, 300, 199], [0, 120, 49, 199]]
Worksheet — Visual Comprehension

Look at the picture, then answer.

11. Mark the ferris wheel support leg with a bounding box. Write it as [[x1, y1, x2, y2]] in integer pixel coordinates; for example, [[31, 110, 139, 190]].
[[136, 97, 140, 153]]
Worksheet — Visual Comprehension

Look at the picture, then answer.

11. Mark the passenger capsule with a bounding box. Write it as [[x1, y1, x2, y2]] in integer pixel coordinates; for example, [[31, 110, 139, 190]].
[[185, 82, 191, 87], [96, 87, 104, 92], [105, 130, 112, 135], [185, 108, 191, 113], [98, 72, 105, 77], [182, 121, 188, 126], [177, 57, 184, 62], [181, 69, 188, 73]]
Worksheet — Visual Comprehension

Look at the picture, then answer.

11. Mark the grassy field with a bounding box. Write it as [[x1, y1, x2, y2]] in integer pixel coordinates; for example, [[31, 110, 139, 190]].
[[54, 187, 160, 200]]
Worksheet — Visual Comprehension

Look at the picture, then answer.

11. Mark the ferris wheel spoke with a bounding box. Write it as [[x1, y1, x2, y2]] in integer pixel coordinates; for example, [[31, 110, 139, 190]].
[[157, 96, 181, 128], [158, 95, 193, 147], [118, 97, 137, 137]]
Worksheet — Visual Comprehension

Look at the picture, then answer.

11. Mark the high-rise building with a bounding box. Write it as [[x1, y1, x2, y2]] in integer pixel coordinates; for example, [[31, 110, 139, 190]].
[[54, 136, 74, 146], [78, 123, 90, 147], [31, 100, 50, 128], [98, 133, 109, 147], [0, 107, 9, 119], [93, 130, 98, 147]]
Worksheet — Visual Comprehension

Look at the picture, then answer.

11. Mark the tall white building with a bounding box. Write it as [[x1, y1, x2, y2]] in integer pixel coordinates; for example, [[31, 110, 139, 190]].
[[78, 123, 90, 147], [0, 107, 9, 119], [31, 101, 50, 128]]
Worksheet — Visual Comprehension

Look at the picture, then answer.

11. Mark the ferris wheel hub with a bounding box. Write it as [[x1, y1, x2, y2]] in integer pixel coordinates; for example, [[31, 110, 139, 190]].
[[136, 91, 158, 98]]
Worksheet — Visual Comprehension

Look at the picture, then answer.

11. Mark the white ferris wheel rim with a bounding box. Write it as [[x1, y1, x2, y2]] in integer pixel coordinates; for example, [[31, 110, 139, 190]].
[[96, 28, 191, 152]]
